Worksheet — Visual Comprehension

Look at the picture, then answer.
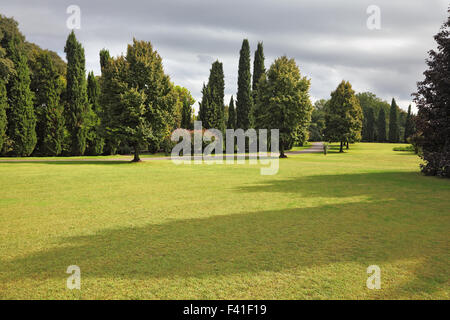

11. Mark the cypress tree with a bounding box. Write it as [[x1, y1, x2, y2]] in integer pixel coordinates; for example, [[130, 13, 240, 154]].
[[388, 98, 400, 143], [181, 96, 193, 129], [236, 39, 252, 130], [366, 107, 375, 142], [64, 30, 91, 155], [86, 71, 104, 155], [33, 51, 65, 155], [404, 105, 414, 142], [208, 60, 225, 130], [7, 39, 36, 156], [199, 61, 225, 130], [227, 96, 236, 129], [199, 83, 212, 128], [377, 108, 387, 142], [99, 49, 110, 74], [252, 42, 265, 91], [0, 79, 7, 151]]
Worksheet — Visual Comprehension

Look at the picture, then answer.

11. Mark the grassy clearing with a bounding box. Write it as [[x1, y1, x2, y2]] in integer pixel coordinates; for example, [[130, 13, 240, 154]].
[[0, 143, 448, 299]]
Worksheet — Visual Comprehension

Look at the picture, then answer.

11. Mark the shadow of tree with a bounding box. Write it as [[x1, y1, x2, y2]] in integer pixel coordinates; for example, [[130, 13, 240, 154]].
[[0, 160, 131, 165]]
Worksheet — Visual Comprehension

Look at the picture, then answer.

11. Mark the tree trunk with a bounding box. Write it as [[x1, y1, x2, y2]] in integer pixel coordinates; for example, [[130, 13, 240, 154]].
[[132, 145, 141, 162], [340, 141, 344, 153], [279, 144, 287, 158], [346, 141, 349, 149]]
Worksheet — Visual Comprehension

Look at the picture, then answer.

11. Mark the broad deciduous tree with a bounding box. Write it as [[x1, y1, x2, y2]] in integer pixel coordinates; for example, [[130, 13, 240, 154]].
[[324, 81, 363, 152], [413, 9, 450, 177], [255, 56, 312, 157]]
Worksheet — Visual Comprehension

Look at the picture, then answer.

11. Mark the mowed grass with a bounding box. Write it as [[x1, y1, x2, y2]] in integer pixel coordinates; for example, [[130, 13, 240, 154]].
[[0, 143, 448, 299]]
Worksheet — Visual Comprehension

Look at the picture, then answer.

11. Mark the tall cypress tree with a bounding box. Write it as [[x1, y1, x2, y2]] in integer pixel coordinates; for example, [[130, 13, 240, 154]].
[[64, 30, 91, 155], [99, 49, 110, 74], [227, 96, 236, 129], [199, 61, 225, 130], [33, 51, 65, 155], [404, 105, 414, 142], [388, 98, 400, 143], [7, 39, 36, 156], [252, 42, 265, 91], [377, 108, 387, 142], [86, 71, 104, 155], [181, 96, 193, 129], [366, 107, 375, 142], [198, 83, 209, 126], [236, 39, 252, 130], [0, 79, 7, 151], [208, 60, 225, 130]]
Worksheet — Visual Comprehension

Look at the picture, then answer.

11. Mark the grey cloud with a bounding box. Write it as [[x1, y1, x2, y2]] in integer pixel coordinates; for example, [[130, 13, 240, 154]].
[[0, 0, 448, 110]]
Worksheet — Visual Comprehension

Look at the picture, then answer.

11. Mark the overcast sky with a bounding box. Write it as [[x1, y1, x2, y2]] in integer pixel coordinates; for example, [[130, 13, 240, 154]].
[[1, 0, 448, 111]]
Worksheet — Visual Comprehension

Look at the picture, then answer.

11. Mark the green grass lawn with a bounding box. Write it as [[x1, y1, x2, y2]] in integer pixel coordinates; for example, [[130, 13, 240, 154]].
[[0, 143, 448, 299]]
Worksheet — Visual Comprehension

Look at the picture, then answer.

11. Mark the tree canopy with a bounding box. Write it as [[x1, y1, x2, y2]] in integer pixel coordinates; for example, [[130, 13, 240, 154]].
[[254, 56, 312, 157]]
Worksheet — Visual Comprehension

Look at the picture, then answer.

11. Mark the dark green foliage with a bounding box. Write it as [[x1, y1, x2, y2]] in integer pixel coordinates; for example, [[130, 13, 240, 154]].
[[64, 31, 91, 155], [0, 42, 13, 152], [87, 72, 100, 113], [227, 96, 236, 129], [252, 42, 265, 91], [365, 107, 376, 142], [324, 81, 363, 152], [377, 108, 387, 142], [255, 56, 312, 157], [236, 39, 252, 130], [99, 56, 127, 155], [0, 80, 7, 151], [404, 105, 415, 142], [393, 145, 415, 152], [357, 92, 390, 142], [32, 51, 65, 155], [102, 39, 177, 160], [6, 45, 36, 156], [0, 15, 25, 58], [119, 88, 152, 161], [414, 9, 450, 177], [173, 86, 195, 130], [86, 71, 104, 155], [198, 60, 225, 130], [99, 49, 110, 74], [181, 96, 193, 129], [388, 98, 400, 143], [308, 99, 326, 141]]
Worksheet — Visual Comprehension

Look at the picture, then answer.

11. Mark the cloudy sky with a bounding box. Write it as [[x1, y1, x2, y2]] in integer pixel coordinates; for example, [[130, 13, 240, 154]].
[[1, 0, 448, 111]]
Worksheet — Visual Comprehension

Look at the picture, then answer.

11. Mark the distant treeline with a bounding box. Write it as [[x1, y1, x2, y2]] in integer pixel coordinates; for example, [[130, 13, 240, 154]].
[[309, 93, 416, 144]]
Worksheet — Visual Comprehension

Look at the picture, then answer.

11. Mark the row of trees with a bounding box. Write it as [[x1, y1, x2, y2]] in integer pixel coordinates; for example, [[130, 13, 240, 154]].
[[198, 40, 313, 157], [0, 15, 195, 159], [309, 93, 416, 145]]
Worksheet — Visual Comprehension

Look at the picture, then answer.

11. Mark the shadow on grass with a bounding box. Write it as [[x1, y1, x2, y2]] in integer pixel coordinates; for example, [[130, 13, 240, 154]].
[[0, 160, 132, 165], [1, 171, 447, 298]]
